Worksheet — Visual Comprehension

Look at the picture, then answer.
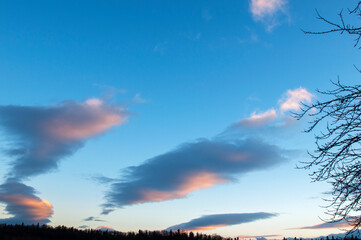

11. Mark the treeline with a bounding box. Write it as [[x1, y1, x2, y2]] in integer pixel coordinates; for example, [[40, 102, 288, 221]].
[[0, 224, 227, 240], [1, 224, 360, 240]]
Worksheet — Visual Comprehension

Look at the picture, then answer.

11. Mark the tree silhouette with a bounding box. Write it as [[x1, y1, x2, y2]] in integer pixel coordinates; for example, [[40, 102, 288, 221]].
[[295, 1, 361, 232], [303, 2, 361, 47]]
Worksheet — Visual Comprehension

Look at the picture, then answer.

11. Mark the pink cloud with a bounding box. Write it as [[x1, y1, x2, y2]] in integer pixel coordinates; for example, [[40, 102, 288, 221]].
[[250, 0, 286, 19], [46, 98, 127, 140], [279, 87, 314, 112]]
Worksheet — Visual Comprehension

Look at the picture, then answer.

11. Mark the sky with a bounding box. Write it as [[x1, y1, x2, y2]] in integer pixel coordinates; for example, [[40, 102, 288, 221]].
[[0, 0, 360, 238]]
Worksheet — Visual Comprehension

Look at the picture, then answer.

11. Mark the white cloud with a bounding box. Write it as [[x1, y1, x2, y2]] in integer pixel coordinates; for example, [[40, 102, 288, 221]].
[[279, 87, 314, 112], [238, 109, 277, 127], [250, 0, 286, 19]]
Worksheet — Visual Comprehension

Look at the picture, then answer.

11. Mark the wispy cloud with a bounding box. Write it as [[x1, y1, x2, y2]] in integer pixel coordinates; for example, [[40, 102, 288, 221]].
[[132, 94, 148, 104], [153, 42, 168, 54], [237, 109, 277, 127], [0, 98, 129, 224], [165, 213, 278, 232], [83, 216, 105, 222], [227, 87, 313, 135], [0, 180, 53, 224], [249, 0, 288, 31], [292, 219, 352, 230], [202, 9, 212, 21]]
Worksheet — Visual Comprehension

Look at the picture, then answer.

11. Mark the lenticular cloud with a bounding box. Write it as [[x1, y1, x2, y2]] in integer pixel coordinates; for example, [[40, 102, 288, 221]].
[[0, 98, 128, 180], [0, 98, 128, 224], [102, 88, 312, 214], [102, 138, 287, 213], [0, 181, 53, 224], [165, 212, 278, 232]]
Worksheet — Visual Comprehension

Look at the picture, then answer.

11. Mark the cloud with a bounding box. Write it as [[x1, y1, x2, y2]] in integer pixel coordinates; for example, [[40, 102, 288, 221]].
[[0, 180, 53, 224], [165, 212, 278, 232], [132, 94, 148, 104], [249, 0, 288, 31], [101, 87, 310, 214], [78, 225, 89, 229], [92, 175, 117, 184], [237, 109, 277, 127], [102, 138, 287, 213], [250, 0, 286, 19], [224, 88, 313, 139], [83, 216, 105, 222], [293, 219, 352, 230], [0, 98, 128, 224], [279, 87, 314, 112], [0, 98, 128, 180]]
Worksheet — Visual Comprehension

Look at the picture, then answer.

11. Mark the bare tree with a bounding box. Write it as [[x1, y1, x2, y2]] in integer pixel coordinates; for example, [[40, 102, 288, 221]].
[[295, 81, 361, 231], [295, 1, 361, 232], [303, 2, 361, 47]]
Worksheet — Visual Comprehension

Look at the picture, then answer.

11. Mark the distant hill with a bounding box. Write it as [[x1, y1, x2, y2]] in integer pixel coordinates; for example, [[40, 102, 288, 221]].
[[96, 225, 118, 232]]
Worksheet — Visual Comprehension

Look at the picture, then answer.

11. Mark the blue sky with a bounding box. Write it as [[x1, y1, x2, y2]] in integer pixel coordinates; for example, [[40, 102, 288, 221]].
[[0, 0, 360, 238]]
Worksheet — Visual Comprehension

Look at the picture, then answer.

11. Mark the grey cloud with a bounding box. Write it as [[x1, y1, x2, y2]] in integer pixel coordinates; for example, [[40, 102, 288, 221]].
[[293, 219, 352, 230], [0, 99, 128, 223], [101, 88, 307, 213], [0, 99, 128, 180], [83, 216, 105, 222], [0, 180, 53, 224], [165, 212, 278, 231], [103, 138, 287, 213], [78, 225, 89, 229]]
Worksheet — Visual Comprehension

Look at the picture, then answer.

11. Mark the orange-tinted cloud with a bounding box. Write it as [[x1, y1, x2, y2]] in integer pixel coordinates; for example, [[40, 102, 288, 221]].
[[134, 172, 227, 204], [165, 213, 278, 232], [0, 181, 53, 224], [186, 224, 227, 232], [1, 195, 53, 221], [0, 99, 129, 223], [103, 139, 287, 212]]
